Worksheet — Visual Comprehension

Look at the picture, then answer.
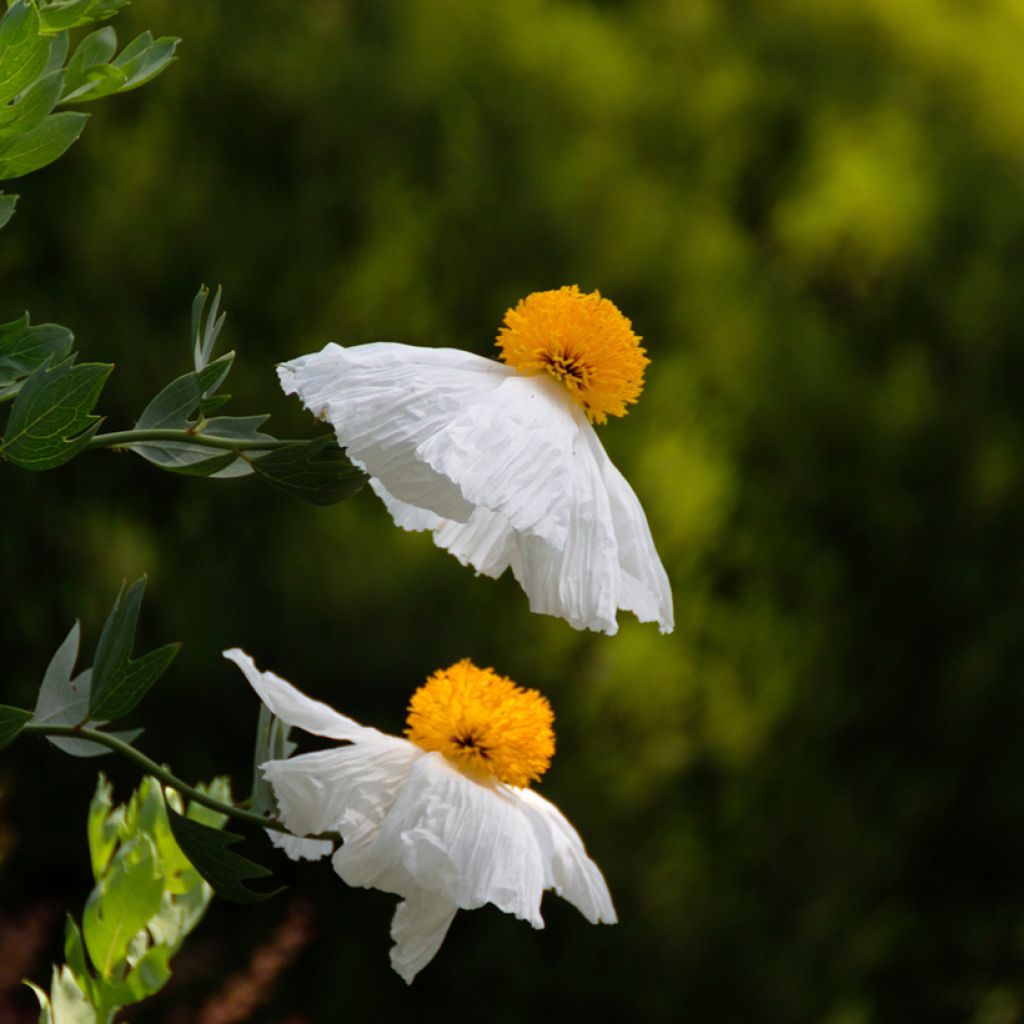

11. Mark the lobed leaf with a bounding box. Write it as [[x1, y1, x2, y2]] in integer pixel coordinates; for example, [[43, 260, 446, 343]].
[[0, 312, 74, 402], [165, 806, 284, 904], [250, 434, 368, 506], [135, 351, 234, 430], [31, 620, 143, 757], [0, 355, 110, 469], [191, 284, 226, 373], [88, 578, 180, 722]]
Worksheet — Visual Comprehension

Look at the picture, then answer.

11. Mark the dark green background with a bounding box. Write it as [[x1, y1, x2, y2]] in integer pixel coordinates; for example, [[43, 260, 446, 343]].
[[4, 0, 1024, 1020]]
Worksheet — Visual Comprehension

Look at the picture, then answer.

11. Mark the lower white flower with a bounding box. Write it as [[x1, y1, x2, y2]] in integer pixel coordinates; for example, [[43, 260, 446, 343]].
[[225, 648, 616, 983], [278, 285, 673, 636]]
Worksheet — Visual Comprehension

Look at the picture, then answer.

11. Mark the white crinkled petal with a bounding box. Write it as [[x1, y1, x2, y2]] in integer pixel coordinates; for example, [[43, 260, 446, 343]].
[[266, 829, 334, 862], [593, 431, 674, 633], [372, 480, 515, 580], [414, 374, 579, 547], [507, 422, 621, 634], [389, 892, 459, 984], [335, 752, 547, 928], [279, 343, 514, 522], [514, 787, 617, 925], [280, 342, 674, 634], [224, 648, 388, 743], [263, 740, 419, 842]]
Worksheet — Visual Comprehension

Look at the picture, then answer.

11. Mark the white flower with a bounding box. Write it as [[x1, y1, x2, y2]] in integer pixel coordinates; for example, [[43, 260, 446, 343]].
[[278, 286, 673, 636], [225, 648, 616, 983]]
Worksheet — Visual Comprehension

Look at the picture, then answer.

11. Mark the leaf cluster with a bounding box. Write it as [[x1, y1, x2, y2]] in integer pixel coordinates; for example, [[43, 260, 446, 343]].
[[0, 0, 178, 226], [0, 286, 368, 503], [0, 576, 178, 757], [28, 774, 226, 1023]]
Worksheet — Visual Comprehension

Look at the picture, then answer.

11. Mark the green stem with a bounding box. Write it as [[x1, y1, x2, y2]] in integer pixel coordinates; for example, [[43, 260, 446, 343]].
[[22, 723, 342, 844], [85, 428, 296, 453]]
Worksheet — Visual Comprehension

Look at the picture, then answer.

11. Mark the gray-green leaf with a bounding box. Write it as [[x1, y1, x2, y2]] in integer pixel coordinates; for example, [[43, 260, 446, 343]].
[[0, 312, 74, 402], [0, 355, 110, 469], [88, 577, 179, 722]]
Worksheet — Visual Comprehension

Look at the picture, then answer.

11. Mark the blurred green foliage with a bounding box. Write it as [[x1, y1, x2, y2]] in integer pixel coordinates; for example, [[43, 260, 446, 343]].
[[4, 0, 1024, 1021]]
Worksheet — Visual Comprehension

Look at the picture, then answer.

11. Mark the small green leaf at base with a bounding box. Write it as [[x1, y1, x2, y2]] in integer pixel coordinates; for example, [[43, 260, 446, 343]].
[[165, 804, 284, 904], [0, 705, 31, 750], [82, 835, 164, 978], [250, 435, 367, 506]]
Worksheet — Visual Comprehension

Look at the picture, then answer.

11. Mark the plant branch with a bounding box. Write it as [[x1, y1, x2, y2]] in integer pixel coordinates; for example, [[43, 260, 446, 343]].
[[84, 428, 296, 452], [22, 723, 342, 843]]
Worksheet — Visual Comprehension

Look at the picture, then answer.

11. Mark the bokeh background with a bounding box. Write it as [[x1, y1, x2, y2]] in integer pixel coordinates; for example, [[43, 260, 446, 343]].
[[4, 0, 1024, 1020]]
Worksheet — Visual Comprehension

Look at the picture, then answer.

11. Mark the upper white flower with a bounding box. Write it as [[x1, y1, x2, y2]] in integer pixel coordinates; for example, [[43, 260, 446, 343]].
[[277, 286, 673, 636], [224, 648, 616, 983]]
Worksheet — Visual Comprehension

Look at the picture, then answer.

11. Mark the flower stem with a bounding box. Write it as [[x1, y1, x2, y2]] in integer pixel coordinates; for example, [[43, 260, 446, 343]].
[[84, 428, 296, 452], [22, 723, 341, 843]]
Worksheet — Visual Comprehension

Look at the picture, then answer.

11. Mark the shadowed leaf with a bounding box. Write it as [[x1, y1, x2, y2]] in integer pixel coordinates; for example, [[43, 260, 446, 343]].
[[165, 806, 284, 904], [250, 435, 367, 506], [0, 704, 31, 751]]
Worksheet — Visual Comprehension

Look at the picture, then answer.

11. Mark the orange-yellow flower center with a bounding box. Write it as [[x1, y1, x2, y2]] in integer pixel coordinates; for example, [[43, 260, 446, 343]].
[[406, 659, 555, 788], [496, 285, 649, 424]]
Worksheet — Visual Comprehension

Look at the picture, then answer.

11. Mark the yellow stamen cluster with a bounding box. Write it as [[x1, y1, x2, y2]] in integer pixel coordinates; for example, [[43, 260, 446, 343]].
[[406, 659, 555, 788], [496, 285, 649, 424]]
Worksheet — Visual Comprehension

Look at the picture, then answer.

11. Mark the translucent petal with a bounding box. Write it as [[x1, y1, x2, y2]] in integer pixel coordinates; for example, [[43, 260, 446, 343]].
[[337, 753, 547, 928], [266, 829, 334, 862], [389, 892, 458, 984], [279, 342, 674, 635], [264, 741, 418, 841], [593, 432, 674, 633], [415, 374, 579, 547], [373, 480, 515, 579], [515, 787, 617, 925], [279, 343, 513, 522], [223, 648, 388, 743], [507, 437, 620, 634]]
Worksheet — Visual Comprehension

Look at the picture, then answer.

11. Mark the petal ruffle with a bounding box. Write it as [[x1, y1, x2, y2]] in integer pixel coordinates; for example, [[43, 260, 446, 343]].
[[224, 648, 389, 744], [586, 428, 674, 633], [264, 741, 419, 842], [389, 892, 458, 984], [515, 787, 617, 925], [279, 342, 673, 633], [279, 343, 513, 523], [336, 753, 548, 928], [266, 829, 334, 862]]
